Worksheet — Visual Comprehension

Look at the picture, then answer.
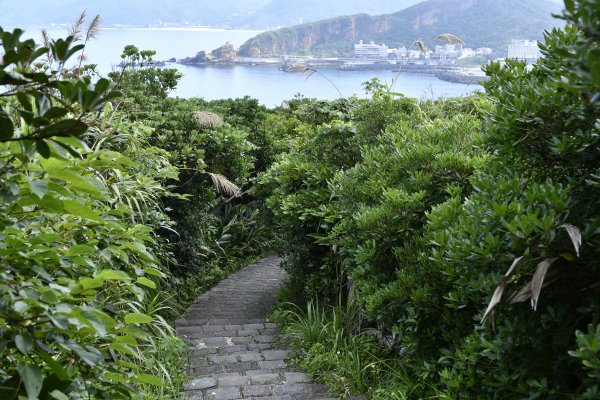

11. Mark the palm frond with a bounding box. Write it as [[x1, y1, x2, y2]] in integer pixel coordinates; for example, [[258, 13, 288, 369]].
[[206, 173, 242, 197], [413, 39, 427, 54], [434, 33, 465, 45], [193, 111, 224, 128]]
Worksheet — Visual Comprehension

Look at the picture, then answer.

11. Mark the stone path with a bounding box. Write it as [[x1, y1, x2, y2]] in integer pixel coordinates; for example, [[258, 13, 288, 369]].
[[176, 255, 336, 400]]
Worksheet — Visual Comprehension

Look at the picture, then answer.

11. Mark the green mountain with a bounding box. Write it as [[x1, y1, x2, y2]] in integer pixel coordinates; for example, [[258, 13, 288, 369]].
[[238, 0, 563, 57], [236, 0, 422, 29]]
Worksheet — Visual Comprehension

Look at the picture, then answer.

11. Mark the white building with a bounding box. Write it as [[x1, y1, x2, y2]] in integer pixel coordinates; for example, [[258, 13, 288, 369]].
[[354, 40, 388, 59], [507, 40, 541, 62], [388, 46, 407, 59]]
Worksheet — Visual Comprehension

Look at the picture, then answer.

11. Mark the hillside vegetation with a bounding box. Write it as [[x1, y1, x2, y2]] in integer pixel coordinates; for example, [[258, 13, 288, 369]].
[[239, 0, 562, 57], [1, 0, 598, 399], [258, 1, 600, 398]]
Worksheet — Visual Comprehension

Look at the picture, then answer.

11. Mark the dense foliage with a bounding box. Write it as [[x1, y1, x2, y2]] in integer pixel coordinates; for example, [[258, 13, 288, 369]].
[[0, 28, 182, 399], [0, 24, 276, 399], [260, 1, 600, 398], [2, 1, 598, 399]]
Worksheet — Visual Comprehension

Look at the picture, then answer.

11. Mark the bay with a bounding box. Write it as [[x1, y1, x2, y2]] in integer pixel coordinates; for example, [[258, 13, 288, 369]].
[[37, 28, 482, 107]]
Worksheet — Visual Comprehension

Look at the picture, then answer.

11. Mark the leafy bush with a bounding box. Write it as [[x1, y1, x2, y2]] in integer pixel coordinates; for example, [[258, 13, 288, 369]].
[[0, 28, 181, 398], [261, 1, 600, 398]]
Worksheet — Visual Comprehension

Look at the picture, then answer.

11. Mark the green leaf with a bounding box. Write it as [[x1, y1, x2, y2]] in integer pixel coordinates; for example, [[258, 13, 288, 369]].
[[0, 109, 14, 140], [78, 278, 103, 290], [44, 107, 69, 120], [15, 333, 34, 355], [49, 314, 69, 330], [143, 267, 166, 278], [135, 374, 163, 386], [114, 335, 138, 346], [62, 200, 103, 222], [39, 119, 88, 138], [69, 343, 102, 367], [36, 139, 51, 158], [109, 342, 137, 357], [27, 179, 48, 199], [136, 277, 156, 289], [124, 313, 154, 325], [102, 372, 127, 382], [53, 136, 89, 151], [16, 91, 32, 111], [16, 363, 43, 400], [65, 44, 85, 62], [49, 390, 70, 400], [36, 95, 51, 117], [43, 160, 105, 199], [37, 195, 64, 213], [40, 289, 59, 305], [96, 269, 131, 281], [37, 349, 70, 381], [65, 244, 96, 256], [118, 326, 148, 340]]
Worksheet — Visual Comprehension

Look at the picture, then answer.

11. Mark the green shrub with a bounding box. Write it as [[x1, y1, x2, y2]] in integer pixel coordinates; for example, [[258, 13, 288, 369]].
[[0, 28, 180, 398], [261, 1, 600, 398]]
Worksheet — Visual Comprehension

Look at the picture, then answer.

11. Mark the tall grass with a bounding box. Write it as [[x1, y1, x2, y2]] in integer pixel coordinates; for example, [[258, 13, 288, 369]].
[[272, 298, 435, 399]]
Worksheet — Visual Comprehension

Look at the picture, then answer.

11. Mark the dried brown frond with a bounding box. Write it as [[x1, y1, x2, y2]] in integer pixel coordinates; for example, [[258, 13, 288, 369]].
[[413, 39, 427, 54], [434, 33, 465, 45], [193, 111, 224, 128], [69, 10, 87, 41], [207, 173, 242, 197], [85, 15, 101, 42]]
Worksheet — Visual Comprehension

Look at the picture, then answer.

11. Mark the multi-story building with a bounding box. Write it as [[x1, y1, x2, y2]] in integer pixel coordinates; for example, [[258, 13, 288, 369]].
[[354, 40, 388, 59], [507, 39, 541, 62]]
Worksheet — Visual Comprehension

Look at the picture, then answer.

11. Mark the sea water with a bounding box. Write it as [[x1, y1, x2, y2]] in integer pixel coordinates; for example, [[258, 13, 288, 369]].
[[30, 27, 482, 107]]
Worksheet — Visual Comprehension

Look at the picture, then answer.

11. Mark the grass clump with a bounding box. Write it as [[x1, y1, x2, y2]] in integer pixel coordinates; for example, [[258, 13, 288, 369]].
[[271, 299, 440, 399]]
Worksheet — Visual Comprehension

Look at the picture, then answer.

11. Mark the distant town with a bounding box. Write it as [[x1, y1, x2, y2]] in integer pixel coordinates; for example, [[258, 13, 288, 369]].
[[276, 39, 542, 83], [350, 38, 540, 64], [178, 38, 543, 85], [282, 39, 541, 68]]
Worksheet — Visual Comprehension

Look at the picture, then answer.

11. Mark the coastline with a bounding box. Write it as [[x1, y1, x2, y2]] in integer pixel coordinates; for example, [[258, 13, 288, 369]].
[[179, 56, 489, 85]]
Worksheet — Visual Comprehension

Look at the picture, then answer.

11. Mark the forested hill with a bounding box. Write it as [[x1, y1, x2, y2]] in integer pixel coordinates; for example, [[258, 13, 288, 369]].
[[238, 0, 563, 57]]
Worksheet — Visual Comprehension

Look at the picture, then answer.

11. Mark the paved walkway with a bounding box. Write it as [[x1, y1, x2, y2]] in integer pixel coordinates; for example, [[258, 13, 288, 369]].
[[176, 256, 336, 400]]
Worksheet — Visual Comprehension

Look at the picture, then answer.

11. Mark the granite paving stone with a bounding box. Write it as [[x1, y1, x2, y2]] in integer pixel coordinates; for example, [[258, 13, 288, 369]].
[[177, 256, 352, 399]]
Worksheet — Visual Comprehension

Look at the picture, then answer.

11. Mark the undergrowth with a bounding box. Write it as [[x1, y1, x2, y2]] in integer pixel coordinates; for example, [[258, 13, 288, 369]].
[[270, 298, 445, 399]]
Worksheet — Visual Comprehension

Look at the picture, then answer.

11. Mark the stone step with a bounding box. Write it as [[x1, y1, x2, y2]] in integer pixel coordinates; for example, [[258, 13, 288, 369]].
[[177, 257, 345, 400]]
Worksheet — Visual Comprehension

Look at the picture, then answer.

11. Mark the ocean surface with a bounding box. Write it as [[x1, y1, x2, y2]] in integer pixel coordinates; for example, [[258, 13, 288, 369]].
[[34, 28, 481, 107]]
